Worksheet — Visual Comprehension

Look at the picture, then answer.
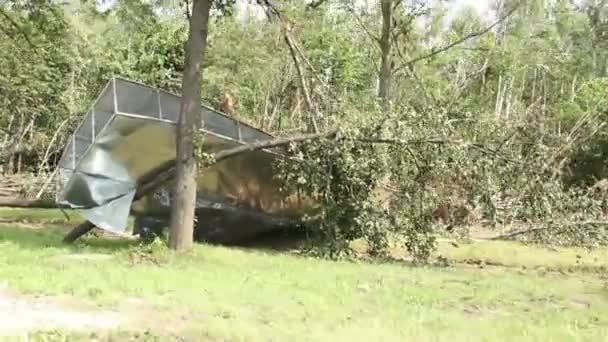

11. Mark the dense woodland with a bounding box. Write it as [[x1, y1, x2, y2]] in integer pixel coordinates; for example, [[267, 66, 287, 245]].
[[1, 0, 608, 259]]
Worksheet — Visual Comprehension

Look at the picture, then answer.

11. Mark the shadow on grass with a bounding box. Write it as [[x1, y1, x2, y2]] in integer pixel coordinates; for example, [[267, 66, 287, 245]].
[[0, 219, 308, 258], [220, 226, 309, 254]]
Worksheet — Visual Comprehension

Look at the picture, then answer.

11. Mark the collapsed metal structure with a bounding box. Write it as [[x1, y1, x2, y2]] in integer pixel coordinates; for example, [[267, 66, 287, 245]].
[[55, 77, 313, 243]]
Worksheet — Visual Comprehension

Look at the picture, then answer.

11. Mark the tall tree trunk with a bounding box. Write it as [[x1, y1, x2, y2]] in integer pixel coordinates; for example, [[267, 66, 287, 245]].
[[378, 0, 392, 108], [169, 0, 212, 251]]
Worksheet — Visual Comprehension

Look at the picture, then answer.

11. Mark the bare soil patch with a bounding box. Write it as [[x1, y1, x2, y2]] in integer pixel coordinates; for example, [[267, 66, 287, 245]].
[[0, 289, 124, 335]]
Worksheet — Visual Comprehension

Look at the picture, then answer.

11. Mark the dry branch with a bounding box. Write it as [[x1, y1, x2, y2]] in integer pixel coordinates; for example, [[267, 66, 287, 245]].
[[37, 119, 68, 176], [283, 29, 320, 132]]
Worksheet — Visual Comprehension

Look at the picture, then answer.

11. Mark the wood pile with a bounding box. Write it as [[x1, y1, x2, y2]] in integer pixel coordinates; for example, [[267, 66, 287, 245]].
[[0, 177, 26, 199], [0, 173, 57, 201]]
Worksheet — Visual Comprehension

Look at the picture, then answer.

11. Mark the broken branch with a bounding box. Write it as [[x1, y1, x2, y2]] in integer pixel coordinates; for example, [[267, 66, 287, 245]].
[[256, 0, 321, 132], [0, 7, 38, 53], [395, 4, 519, 72]]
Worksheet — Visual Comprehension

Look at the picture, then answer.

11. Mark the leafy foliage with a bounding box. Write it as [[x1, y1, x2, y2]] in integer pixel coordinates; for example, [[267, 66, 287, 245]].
[[276, 124, 390, 258]]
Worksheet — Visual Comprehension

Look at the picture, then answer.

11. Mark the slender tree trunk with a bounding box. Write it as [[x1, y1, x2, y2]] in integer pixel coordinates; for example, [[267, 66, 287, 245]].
[[519, 67, 527, 101], [169, 0, 212, 251], [570, 75, 577, 102], [283, 27, 319, 132], [378, 0, 393, 108], [531, 68, 537, 102], [495, 74, 503, 118], [505, 75, 514, 119]]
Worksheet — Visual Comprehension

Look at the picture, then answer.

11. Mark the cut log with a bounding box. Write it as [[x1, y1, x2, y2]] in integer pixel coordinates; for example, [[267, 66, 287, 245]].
[[0, 197, 57, 208], [62, 221, 96, 243]]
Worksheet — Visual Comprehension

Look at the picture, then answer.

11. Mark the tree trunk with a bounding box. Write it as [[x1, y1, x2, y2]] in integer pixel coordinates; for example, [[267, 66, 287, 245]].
[[168, 0, 212, 251], [378, 0, 392, 108]]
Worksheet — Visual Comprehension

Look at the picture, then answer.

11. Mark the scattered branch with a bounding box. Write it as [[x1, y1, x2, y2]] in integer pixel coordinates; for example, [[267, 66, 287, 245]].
[[491, 220, 608, 241], [35, 168, 57, 200]]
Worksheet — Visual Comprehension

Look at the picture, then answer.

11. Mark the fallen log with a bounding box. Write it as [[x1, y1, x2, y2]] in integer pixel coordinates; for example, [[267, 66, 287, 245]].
[[0, 197, 57, 209], [62, 130, 337, 243], [62, 221, 96, 243]]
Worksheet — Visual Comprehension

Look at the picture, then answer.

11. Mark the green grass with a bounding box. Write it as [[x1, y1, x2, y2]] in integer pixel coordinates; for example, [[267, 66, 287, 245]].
[[437, 239, 608, 272], [0, 207, 80, 223], [0, 208, 607, 341]]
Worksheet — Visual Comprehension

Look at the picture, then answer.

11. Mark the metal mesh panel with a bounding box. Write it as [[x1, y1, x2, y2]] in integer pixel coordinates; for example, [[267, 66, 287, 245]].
[[202, 108, 239, 138], [55, 167, 73, 202], [241, 126, 272, 143], [158, 91, 180, 121], [75, 109, 93, 143], [52, 76, 310, 239], [55, 81, 116, 175], [55, 76, 277, 181], [57, 135, 75, 169], [115, 79, 160, 118], [73, 136, 91, 161], [92, 85, 116, 137]]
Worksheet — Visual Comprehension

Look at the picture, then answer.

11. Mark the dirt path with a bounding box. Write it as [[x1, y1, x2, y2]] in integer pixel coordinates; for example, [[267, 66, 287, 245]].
[[0, 289, 123, 335]]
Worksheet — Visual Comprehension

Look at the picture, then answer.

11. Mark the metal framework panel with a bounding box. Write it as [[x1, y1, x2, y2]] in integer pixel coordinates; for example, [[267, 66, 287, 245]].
[[55, 77, 312, 238]]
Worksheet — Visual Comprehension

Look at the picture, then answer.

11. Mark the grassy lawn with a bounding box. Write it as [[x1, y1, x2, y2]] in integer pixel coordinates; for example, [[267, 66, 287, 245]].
[[0, 208, 607, 341]]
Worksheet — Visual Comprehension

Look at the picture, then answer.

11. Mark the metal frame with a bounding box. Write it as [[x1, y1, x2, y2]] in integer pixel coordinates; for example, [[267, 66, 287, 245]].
[[55, 76, 288, 205], [53, 76, 315, 240]]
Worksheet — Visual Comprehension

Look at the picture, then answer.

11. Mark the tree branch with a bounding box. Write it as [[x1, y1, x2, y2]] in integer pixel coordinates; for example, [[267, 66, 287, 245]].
[[256, 0, 321, 132], [346, 5, 381, 45], [394, 4, 519, 72], [283, 29, 320, 132], [0, 6, 38, 53], [183, 0, 191, 20], [306, 0, 327, 10], [490, 220, 608, 241]]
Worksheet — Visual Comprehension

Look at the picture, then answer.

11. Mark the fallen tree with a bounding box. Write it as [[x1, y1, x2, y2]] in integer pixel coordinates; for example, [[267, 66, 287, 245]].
[[0, 197, 57, 208]]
